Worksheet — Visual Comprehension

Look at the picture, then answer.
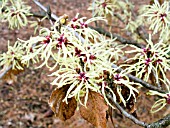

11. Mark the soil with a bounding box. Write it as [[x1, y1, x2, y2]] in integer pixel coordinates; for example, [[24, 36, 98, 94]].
[[0, 0, 170, 128]]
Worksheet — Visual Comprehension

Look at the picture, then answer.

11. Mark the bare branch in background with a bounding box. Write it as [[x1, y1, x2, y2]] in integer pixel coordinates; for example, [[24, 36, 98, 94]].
[[136, 26, 149, 41], [114, 11, 149, 42], [90, 26, 145, 48], [131, 7, 149, 41]]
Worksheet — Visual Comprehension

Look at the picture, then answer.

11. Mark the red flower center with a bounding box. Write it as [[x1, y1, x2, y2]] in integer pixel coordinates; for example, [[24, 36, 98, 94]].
[[57, 34, 68, 48], [114, 74, 122, 81], [79, 72, 88, 81], [166, 94, 170, 104]]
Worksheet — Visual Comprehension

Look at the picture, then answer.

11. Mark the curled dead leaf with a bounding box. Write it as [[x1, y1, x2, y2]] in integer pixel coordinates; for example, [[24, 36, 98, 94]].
[[80, 91, 108, 128], [0, 66, 24, 84], [48, 86, 77, 121]]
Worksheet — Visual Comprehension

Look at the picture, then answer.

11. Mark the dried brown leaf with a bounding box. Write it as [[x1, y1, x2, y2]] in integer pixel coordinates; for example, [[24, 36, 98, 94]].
[[1, 67, 23, 84], [80, 91, 108, 128], [48, 86, 77, 121], [58, 96, 77, 121]]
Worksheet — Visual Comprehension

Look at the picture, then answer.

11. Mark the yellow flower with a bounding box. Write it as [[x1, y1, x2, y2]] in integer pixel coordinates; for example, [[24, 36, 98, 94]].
[[142, 0, 170, 35]]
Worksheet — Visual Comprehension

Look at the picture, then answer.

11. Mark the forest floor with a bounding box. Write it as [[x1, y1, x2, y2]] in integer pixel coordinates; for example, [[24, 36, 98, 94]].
[[0, 0, 170, 128]]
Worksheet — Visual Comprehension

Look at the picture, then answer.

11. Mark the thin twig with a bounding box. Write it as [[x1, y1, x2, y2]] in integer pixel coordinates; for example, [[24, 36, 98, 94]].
[[114, 12, 149, 42], [114, 13, 125, 23], [32, 0, 58, 20], [127, 73, 165, 93], [107, 94, 148, 127], [30, 11, 48, 19], [46, 5, 54, 26], [136, 26, 149, 41], [0, 66, 12, 79], [131, 8, 149, 41], [90, 26, 145, 48], [111, 96, 170, 128]]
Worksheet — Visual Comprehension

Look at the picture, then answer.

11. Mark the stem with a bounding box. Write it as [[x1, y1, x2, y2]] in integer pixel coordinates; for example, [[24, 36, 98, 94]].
[[107, 94, 148, 127], [136, 26, 149, 41], [146, 114, 170, 128], [10, 0, 14, 5]]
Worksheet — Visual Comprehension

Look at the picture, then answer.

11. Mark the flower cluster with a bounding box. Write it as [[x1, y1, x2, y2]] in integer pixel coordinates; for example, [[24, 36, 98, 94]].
[[100, 72, 141, 107], [125, 34, 170, 88], [0, 41, 25, 70], [0, 13, 142, 108], [88, 0, 116, 18], [88, 0, 134, 26], [141, 0, 170, 36], [49, 15, 140, 107], [50, 16, 126, 106], [0, 0, 32, 29]]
